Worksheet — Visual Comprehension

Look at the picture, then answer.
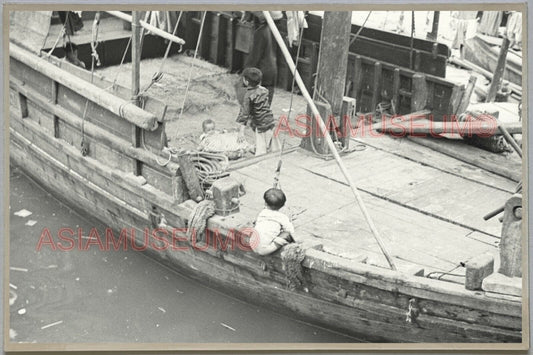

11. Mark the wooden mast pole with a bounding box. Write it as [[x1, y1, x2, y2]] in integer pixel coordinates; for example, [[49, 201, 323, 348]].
[[131, 11, 142, 175], [486, 37, 510, 103], [263, 11, 397, 271]]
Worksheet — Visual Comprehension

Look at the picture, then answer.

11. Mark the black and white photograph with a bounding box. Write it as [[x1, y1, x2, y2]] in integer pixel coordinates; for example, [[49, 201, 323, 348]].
[[5, 4, 528, 350]]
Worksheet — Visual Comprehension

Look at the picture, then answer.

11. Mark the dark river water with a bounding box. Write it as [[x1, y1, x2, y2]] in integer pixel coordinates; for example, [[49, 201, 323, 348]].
[[8, 165, 356, 344]]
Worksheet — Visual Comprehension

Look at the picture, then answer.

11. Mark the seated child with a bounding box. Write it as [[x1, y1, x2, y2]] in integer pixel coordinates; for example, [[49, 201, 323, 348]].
[[236, 67, 281, 156], [251, 188, 295, 256], [199, 119, 217, 144]]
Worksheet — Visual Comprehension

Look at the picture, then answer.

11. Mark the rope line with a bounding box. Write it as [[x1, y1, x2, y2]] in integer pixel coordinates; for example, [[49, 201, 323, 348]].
[[175, 11, 207, 126]]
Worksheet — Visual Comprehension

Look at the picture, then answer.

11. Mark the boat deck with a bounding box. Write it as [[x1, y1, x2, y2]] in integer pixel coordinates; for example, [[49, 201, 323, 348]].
[[230, 134, 517, 279]]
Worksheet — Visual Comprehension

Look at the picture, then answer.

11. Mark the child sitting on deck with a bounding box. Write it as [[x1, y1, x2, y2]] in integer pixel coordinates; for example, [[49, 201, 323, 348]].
[[199, 119, 217, 144], [251, 188, 295, 256], [236, 67, 281, 156]]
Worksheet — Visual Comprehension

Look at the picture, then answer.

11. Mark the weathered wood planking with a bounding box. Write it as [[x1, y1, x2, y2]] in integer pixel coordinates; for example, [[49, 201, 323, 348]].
[[230, 149, 499, 272], [351, 135, 516, 193], [10, 76, 179, 178], [10, 125, 521, 342], [291, 144, 507, 236], [409, 136, 522, 182]]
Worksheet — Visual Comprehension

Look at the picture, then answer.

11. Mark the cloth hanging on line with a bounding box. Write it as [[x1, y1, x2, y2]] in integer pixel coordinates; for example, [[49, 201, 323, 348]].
[[286, 11, 308, 47]]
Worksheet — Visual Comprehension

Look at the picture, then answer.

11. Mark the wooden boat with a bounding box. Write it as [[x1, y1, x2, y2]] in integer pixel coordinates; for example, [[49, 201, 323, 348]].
[[464, 33, 523, 87], [9, 10, 523, 344]]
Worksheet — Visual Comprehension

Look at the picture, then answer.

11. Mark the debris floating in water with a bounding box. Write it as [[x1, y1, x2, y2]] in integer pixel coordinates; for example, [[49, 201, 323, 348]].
[[41, 320, 63, 330], [17, 308, 26, 315], [158, 307, 166, 313], [9, 283, 18, 290], [10, 266, 28, 272], [14, 209, 32, 218], [176, 289, 184, 294], [9, 329, 17, 340], [9, 290, 17, 306], [25, 220, 38, 226], [220, 322, 236, 331]]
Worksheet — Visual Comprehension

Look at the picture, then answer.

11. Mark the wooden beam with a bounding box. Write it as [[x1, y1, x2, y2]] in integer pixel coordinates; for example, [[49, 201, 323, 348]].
[[427, 11, 440, 41], [486, 37, 510, 103], [10, 77, 180, 174], [392, 68, 400, 114], [411, 73, 427, 112], [11, 43, 158, 131], [370, 61, 382, 113], [315, 11, 352, 116], [131, 11, 142, 176], [105, 11, 185, 45], [456, 75, 478, 115]]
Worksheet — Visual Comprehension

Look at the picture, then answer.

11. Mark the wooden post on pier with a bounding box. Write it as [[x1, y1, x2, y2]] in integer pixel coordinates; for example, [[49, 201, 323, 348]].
[[315, 11, 352, 117], [486, 37, 510, 103], [427, 11, 440, 41], [131, 11, 142, 176]]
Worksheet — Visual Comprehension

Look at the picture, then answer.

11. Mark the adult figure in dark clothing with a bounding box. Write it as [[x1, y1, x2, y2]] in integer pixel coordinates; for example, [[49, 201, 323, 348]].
[[244, 11, 277, 106]]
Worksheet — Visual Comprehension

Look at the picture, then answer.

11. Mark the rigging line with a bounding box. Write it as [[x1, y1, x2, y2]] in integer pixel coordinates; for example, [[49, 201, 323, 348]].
[[409, 11, 415, 70], [175, 11, 207, 128], [349, 11, 373, 46], [81, 12, 100, 156], [138, 11, 184, 97], [110, 36, 132, 90]]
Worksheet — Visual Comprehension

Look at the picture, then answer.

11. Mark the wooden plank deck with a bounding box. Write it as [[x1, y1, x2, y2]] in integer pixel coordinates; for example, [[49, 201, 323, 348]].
[[231, 142, 509, 275]]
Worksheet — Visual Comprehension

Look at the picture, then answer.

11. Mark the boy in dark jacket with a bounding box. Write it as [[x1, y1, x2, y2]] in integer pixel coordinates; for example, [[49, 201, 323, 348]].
[[236, 68, 281, 156]]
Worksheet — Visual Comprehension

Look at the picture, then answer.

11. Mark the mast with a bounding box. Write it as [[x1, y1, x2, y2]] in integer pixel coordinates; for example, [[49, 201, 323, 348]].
[[131, 11, 142, 175], [427, 11, 440, 41], [315, 11, 352, 116], [131, 11, 141, 106]]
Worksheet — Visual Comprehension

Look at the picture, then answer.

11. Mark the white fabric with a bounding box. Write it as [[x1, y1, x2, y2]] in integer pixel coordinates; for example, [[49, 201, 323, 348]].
[[252, 209, 295, 255], [255, 128, 281, 156], [286, 11, 308, 47], [270, 11, 283, 20]]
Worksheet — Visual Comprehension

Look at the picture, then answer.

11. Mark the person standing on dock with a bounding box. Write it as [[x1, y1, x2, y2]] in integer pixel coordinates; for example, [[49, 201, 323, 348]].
[[244, 11, 278, 106], [451, 11, 479, 59]]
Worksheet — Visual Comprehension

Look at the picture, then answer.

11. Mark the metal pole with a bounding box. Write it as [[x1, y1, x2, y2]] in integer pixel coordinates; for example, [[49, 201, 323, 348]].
[[263, 11, 397, 271]]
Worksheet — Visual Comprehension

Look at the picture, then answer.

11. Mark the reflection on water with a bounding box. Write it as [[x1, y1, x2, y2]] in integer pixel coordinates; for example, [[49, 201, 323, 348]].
[[9, 165, 357, 343]]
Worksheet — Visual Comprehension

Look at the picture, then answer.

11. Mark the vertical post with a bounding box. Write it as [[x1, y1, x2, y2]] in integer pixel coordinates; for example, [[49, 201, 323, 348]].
[[486, 37, 510, 103], [392, 68, 400, 115], [411, 73, 427, 112], [427, 11, 440, 41], [131, 11, 142, 176], [370, 61, 382, 114], [456, 75, 477, 114], [315, 11, 352, 117]]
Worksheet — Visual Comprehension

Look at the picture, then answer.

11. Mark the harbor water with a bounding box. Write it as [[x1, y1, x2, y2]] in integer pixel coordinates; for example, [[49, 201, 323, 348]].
[[8, 164, 356, 343]]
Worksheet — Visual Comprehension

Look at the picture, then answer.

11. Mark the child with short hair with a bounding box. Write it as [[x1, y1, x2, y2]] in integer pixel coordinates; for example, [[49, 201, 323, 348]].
[[236, 67, 281, 156], [251, 188, 295, 255]]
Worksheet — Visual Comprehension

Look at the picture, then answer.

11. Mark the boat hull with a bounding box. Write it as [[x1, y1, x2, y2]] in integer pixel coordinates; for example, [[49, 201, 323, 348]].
[[8, 41, 522, 344]]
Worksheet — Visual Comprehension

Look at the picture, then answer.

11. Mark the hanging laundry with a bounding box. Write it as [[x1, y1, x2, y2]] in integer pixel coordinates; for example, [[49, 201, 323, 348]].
[[286, 11, 308, 47]]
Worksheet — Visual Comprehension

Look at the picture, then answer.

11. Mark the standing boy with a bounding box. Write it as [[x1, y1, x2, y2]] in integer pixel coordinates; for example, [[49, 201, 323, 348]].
[[236, 67, 281, 156]]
